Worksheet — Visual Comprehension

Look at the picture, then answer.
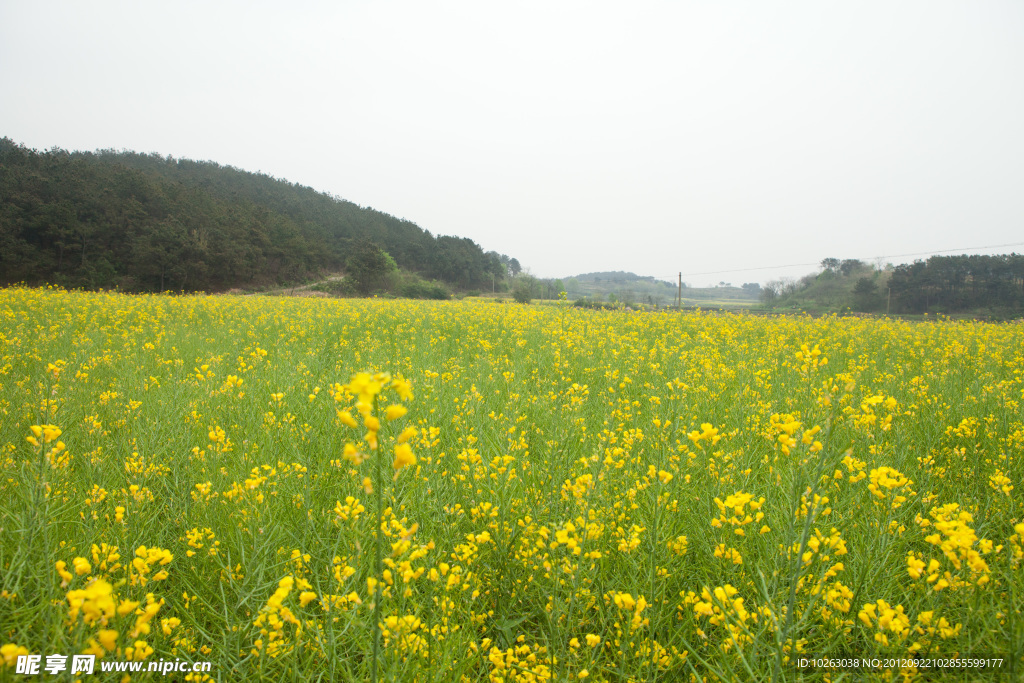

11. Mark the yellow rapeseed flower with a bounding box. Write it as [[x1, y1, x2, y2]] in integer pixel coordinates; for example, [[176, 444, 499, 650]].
[[393, 443, 416, 471], [384, 404, 408, 421]]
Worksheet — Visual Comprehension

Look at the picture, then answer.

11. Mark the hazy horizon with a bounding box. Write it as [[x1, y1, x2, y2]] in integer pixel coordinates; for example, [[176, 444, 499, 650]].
[[2, 1, 1022, 286]]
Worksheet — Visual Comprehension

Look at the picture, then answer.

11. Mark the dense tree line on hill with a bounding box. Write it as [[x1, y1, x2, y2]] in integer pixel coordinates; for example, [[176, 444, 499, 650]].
[[761, 255, 1024, 316], [887, 254, 1024, 314], [0, 138, 517, 293]]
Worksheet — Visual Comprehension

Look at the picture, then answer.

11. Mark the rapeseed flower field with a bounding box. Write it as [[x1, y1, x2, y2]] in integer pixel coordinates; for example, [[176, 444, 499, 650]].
[[1, 286, 1021, 681]]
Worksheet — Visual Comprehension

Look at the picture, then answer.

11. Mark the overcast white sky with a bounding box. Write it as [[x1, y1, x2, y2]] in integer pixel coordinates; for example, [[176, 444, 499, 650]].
[[2, 1, 1022, 285]]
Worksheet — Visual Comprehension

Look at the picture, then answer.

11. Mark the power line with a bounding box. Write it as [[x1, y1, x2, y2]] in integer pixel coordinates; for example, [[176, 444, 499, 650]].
[[658, 241, 1024, 280]]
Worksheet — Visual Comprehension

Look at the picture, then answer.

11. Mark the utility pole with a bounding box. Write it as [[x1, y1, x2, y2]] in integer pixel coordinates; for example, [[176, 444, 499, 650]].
[[887, 287, 891, 316], [678, 272, 682, 309]]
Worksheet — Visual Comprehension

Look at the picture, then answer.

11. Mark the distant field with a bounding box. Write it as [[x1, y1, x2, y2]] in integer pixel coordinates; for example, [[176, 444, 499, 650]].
[[477, 295, 756, 311], [680, 299, 756, 309], [1, 287, 1022, 681]]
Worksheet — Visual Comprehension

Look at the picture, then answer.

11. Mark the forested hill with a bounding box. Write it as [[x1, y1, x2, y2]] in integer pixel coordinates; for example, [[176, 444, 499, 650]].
[[0, 138, 516, 292]]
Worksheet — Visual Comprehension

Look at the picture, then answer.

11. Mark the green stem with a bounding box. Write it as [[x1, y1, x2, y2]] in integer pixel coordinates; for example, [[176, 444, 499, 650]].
[[371, 395, 384, 682]]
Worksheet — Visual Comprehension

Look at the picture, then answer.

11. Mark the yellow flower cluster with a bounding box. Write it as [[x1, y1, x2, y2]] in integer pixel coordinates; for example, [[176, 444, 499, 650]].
[[130, 546, 173, 586], [767, 414, 822, 455], [609, 592, 649, 632], [483, 638, 552, 682], [252, 576, 304, 658], [56, 547, 176, 662], [795, 343, 827, 374], [685, 584, 758, 652], [711, 491, 765, 536], [858, 599, 912, 646], [867, 466, 915, 508], [334, 371, 416, 472], [687, 422, 721, 446], [26, 424, 70, 468], [379, 614, 426, 656], [914, 503, 993, 588]]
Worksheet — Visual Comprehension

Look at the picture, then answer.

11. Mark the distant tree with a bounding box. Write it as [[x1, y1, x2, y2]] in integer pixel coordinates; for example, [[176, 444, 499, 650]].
[[817, 277, 842, 306], [821, 258, 840, 275], [346, 240, 397, 295], [885, 254, 1024, 314], [853, 276, 880, 311], [840, 259, 863, 277], [508, 258, 522, 278], [741, 282, 761, 293], [853, 277, 876, 295], [761, 281, 781, 307], [512, 274, 536, 304], [485, 251, 507, 286], [130, 217, 189, 291], [780, 278, 799, 297]]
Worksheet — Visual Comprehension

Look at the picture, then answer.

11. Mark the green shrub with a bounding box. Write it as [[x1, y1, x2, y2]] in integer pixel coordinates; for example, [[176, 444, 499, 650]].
[[397, 273, 450, 300], [310, 279, 355, 296], [512, 276, 537, 304]]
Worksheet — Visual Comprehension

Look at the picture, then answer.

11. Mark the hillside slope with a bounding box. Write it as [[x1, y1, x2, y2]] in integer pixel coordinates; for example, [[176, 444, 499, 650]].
[[0, 138, 514, 292]]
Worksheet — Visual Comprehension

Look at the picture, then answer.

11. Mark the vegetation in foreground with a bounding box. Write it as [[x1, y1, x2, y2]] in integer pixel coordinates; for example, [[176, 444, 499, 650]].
[[1, 287, 1022, 681]]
